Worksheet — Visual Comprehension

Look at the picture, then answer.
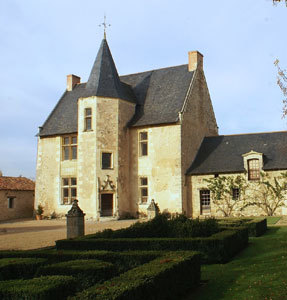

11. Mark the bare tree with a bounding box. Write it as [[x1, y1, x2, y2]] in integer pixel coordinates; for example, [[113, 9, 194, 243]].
[[274, 59, 287, 118], [204, 175, 249, 217], [246, 172, 287, 216], [273, 0, 287, 6]]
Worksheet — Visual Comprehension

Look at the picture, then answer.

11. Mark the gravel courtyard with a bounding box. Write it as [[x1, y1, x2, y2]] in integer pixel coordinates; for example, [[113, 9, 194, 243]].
[[0, 218, 138, 250]]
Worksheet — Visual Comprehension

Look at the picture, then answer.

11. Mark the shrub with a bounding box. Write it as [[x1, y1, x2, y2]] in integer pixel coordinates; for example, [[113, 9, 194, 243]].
[[218, 217, 267, 237], [0, 257, 47, 280], [36, 259, 117, 290], [0, 249, 159, 273], [56, 228, 248, 263], [0, 275, 76, 300], [90, 214, 220, 239], [71, 252, 201, 300]]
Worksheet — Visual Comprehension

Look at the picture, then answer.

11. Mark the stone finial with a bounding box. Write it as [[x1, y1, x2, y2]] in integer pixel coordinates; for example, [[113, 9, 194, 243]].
[[66, 200, 85, 217], [147, 199, 160, 220], [67, 74, 81, 91], [188, 51, 203, 72]]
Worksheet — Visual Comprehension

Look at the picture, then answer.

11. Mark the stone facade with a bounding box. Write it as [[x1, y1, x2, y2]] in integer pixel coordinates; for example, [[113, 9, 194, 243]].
[[189, 170, 287, 218], [35, 39, 219, 219], [0, 176, 34, 221]]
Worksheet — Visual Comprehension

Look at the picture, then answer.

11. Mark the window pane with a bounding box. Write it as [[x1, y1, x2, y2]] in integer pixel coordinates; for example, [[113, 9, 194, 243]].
[[72, 137, 77, 144], [85, 118, 92, 130], [141, 187, 148, 197], [63, 178, 69, 186], [85, 108, 92, 116], [141, 178, 148, 186], [140, 132, 147, 141], [71, 188, 77, 197], [72, 146, 77, 159], [71, 178, 77, 186], [63, 188, 69, 197], [102, 153, 112, 169], [141, 142, 148, 156], [64, 147, 69, 160], [63, 137, 69, 145]]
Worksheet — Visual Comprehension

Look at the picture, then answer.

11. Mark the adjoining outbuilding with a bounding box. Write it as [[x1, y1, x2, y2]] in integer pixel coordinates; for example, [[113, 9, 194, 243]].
[[0, 173, 35, 221]]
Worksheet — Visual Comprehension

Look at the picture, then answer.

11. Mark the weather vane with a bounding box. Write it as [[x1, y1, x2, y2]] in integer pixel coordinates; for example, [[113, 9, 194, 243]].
[[99, 15, 111, 39]]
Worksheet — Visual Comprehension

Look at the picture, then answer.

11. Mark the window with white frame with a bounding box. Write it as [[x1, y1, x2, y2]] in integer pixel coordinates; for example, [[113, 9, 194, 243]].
[[139, 177, 148, 203], [62, 178, 77, 205], [248, 159, 260, 180], [200, 190, 210, 214]]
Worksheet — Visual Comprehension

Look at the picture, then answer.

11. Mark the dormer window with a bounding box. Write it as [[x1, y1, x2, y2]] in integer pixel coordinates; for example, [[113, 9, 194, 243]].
[[242, 150, 263, 181], [248, 159, 260, 180]]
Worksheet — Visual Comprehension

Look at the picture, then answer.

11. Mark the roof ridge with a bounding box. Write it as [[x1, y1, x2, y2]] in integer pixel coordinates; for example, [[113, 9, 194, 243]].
[[206, 130, 287, 138], [120, 64, 188, 78]]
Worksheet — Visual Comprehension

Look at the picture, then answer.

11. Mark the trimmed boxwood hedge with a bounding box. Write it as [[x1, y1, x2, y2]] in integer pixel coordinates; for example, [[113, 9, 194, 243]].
[[36, 259, 117, 289], [0, 257, 47, 280], [71, 251, 201, 300], [0, 275, 77, 300], [218, 217, 267, 237], [0, 250, 159, 273], [87, 214, 220, 239], [56, 228, 248, 263]]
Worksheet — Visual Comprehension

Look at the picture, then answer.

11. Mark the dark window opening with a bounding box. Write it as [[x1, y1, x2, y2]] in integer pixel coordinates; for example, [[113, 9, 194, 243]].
[[102, 153, 112, 169], [8, 197, 15, 209]]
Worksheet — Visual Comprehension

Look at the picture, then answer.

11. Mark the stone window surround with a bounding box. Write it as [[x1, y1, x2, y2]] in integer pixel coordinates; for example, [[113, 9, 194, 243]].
[[61, 177, 77, 205], [242, 150, 263, 181], [62, 135, 77, 161], [101, 151, 114, 170], [139, 131, 148, 157], [199, 189, 211, 215], [232, 188, 240, 200], [84, 107, 92, 131], [139, 176, 148, 204]]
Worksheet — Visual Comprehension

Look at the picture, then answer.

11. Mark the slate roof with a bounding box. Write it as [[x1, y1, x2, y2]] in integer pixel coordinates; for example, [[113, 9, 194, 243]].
[[0, 176, 35, 191], [121, 65, 194, 127], [187, 131, 287, 175], [39, 39, 194, 137]]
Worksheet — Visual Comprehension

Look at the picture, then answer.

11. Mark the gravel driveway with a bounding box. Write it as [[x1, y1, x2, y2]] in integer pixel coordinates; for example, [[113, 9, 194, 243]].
[[0, 218, 138, 250]]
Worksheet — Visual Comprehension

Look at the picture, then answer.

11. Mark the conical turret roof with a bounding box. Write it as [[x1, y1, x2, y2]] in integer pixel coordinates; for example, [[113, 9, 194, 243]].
[[86, 38, 134, 101]]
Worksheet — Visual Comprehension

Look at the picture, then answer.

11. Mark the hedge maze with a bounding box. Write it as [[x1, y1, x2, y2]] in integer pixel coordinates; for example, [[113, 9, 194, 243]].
[[0, 215, 267, 299]]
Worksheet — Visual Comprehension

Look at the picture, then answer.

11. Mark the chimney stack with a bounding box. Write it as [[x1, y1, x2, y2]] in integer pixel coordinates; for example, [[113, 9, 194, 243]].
[[188, 51, 203, 72], [67, 74, 81, 91]]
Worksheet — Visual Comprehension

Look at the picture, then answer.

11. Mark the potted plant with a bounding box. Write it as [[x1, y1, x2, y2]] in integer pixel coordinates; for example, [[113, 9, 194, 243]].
[[35, 204, 44, 220]]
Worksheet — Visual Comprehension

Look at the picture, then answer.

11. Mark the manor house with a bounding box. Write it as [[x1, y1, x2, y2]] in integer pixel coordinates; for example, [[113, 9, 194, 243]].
[[35, 38, 287, 219]]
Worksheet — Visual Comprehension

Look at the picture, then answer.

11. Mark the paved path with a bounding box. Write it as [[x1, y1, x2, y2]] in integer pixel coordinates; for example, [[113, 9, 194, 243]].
[[274, 216, 287, 226], [0, 218, 138, 250]]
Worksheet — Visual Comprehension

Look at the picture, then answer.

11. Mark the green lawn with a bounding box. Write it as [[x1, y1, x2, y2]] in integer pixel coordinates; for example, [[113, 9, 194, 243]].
[[267, 216, 281, 225], [186, 226, 287, 300]]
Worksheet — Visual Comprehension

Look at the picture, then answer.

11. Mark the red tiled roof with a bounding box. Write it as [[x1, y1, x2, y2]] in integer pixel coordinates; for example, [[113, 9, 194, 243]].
[[0, 176, 35, 191]]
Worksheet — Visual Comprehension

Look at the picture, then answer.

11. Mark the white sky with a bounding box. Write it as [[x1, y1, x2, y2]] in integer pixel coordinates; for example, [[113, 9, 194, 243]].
[[0, 0, 286, 178]]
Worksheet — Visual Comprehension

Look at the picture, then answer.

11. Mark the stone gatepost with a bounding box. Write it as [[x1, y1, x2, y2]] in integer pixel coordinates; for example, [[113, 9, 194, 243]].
[[147, 199, 160, 220], [66, 200, 86, 239]]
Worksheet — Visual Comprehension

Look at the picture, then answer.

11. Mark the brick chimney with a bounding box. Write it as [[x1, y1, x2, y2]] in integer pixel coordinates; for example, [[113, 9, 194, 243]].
[[67, 74, 81, 91], [188, 51, 203, 72]]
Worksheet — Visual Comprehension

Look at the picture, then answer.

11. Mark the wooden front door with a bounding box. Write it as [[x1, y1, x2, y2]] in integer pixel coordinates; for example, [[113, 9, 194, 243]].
[[101, 193, 113, 217]]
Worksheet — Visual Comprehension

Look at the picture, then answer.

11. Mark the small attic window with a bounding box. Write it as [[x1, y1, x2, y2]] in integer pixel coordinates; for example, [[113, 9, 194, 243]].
[[248, 159, 260, 180]]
